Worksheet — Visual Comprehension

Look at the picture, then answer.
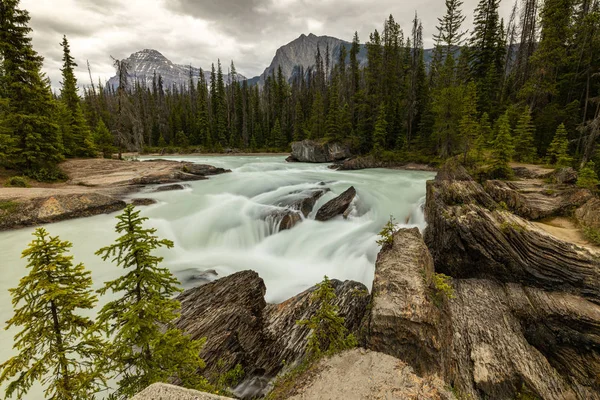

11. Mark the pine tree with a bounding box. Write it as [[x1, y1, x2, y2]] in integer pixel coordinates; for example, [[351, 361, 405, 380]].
[[546, 123, 572, 168], [513, 106, 537, 162], [93, 119, 115, 158], [0, 228, 106, 399], [0, 0, 63, 172], [59, 36, 94, 157], [490, 113, 514, 178], [0, 98, 16, 165], [95, 205, 208, 398], [298, 276, 357, 360], [458, 82, 479, 163], [271, 118, 286, 149], [372, 103, 388, 155], [577, 161, 599, 191]]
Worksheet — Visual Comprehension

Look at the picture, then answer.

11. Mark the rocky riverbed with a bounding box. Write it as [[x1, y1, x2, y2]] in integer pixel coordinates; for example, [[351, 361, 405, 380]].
[[164, 160, 600, 399]]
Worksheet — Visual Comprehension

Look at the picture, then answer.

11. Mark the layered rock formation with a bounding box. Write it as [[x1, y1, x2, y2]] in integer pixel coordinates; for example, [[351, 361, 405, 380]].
[[0, 193, 126, 231], [417, 162, 600, 399], [288, 140, 352, 163], [175, 271, 369, 396]]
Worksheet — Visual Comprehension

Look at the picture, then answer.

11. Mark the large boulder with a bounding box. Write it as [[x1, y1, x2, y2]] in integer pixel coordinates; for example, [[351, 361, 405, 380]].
[[575, 197, 600, 229], [175, 271, 369, 396], [284, 349, 453, 400], [289, 140, 351, 163], [554, 167, 578, 184], [366, 228, 446, 376], [315, 186, 356, 221]]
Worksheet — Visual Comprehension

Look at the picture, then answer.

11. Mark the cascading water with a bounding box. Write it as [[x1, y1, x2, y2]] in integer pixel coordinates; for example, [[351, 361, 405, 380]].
[[0, 155, 435, 398]]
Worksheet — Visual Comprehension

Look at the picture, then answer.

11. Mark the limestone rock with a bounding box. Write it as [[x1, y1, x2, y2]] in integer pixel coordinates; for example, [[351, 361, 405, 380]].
[[132, 383, 233, 400], [554, 167, 578, 184], [0, 193, 126, 231], [175, 271, 369, 396], [367, 228, 445, 376], [576, 197, 600, 229], [484, 180, 592, 220], [289, 140, 352, 163], [286, 349, 453, 400], [315, 187, 356, 221]]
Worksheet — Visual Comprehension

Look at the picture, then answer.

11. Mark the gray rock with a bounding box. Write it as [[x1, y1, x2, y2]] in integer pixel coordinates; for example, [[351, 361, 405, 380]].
[[575, 197, 600, 229], [554, 167, 578, 184], [130, 198, 157, 206], [289, 140, 352, 163], [132, 383, 233, 400], [315, 186, 356, 221], [367, 228, 445, 376], [175, 271, 369, 397], [153, 183, 186, 192]]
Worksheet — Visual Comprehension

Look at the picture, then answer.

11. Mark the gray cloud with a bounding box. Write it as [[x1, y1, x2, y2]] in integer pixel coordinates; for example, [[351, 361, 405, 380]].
[[22, 0, 515, 92]]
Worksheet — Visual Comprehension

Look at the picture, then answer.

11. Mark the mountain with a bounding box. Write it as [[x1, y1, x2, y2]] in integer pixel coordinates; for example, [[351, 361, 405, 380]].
[[255, 33, 367, 85], [106, 49, 244, 90], [253, 33, 435, 85]]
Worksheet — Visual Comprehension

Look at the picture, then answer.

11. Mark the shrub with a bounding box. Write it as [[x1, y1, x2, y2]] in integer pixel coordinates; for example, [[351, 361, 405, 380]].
[[376, 215, 396, 247], [577, 161, 599, 191], [431, 272, 455, 305], [5, 176, 29, 187], [583, 226, 600, 246], [25, 167, 68, 182]]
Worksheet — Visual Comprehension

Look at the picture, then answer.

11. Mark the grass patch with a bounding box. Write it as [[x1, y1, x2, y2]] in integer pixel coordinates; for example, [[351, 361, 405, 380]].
[[265, 359, 321, 400], [583, 226, 600, 246], [0, 200, 19, 220]]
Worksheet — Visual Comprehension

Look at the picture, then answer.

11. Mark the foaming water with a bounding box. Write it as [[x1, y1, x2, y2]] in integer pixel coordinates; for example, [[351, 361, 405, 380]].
[[0, 155, 435, 398]]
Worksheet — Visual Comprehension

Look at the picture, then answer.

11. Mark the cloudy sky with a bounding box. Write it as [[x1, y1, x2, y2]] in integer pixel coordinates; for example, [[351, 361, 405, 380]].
[[23, 0, 514, 91]]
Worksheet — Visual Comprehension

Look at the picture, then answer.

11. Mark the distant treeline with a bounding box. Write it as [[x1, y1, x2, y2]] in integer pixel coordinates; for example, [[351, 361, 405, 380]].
[[0, 0, 599, 179]]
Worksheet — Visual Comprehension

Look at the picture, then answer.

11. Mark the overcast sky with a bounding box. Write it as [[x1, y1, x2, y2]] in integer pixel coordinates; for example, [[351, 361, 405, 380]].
[[23, 0, 514, 91]]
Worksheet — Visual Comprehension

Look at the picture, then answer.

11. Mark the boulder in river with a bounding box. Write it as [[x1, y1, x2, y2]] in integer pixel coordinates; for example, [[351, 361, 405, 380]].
[[278, 188, 329, 218], [153, 183, 187, 192], [130, 198, 158, 206], [288, 140, 351, 163], [315, 186, 356, 221]]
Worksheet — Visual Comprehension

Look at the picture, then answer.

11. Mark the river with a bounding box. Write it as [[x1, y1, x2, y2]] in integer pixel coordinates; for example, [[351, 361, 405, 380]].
[[0, 155, 435, 398]]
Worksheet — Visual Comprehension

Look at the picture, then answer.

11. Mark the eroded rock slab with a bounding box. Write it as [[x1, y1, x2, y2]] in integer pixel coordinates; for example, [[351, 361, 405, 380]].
[[175, 270, 369, 395], [286, 349, 453, 400], [367, 228, 445, 376], [576, 197, 600, 229], [315, 186, 356, 221]]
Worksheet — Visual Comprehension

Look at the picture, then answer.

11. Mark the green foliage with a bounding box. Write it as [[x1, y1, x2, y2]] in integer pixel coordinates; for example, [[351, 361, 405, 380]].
[[513, 107, 537, 163], [582, 226, 600, 246], [95, 205, 208, 398], [431, 272, 455, 305], [25, 166, 68, 182], [297, 276, 357, 361], [546, 123, 572, 168], [376, 215, 396, 247], [214, 363, 245, 394], [372, 103, 388, 155], [93, 120, 115, 159], [0, 228, 107, 399], [577, 161, 599, 191], [489, 113, 514, 179], [5, 176, 29, 187]]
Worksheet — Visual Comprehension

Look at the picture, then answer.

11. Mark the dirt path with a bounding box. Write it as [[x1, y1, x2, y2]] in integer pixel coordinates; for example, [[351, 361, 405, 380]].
[[532, 217, 597, 249]]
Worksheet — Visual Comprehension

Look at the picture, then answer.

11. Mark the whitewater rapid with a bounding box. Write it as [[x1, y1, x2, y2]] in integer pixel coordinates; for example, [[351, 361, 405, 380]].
[[0, 155, 435, 398]]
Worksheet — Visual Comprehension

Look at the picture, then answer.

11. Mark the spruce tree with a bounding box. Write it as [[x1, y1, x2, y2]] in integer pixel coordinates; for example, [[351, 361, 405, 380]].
[[0, 0, 63, 172], [271, 118, 286, 149], [93, 119, 115, 158], [458, 82, 479, 163], [372, 103, 388, 155], [513, 106, 537, 162], [546, 123, 572, 168], [95, 205, 208, 398], [0, 228, 106, 399], [490, 113, 514, 178], [298, 276, 357, 360], [577, 161, 599, 191]]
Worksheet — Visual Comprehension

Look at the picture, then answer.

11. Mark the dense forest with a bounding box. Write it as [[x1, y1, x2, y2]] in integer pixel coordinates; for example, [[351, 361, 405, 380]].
[[1, 0, 599, 179]]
